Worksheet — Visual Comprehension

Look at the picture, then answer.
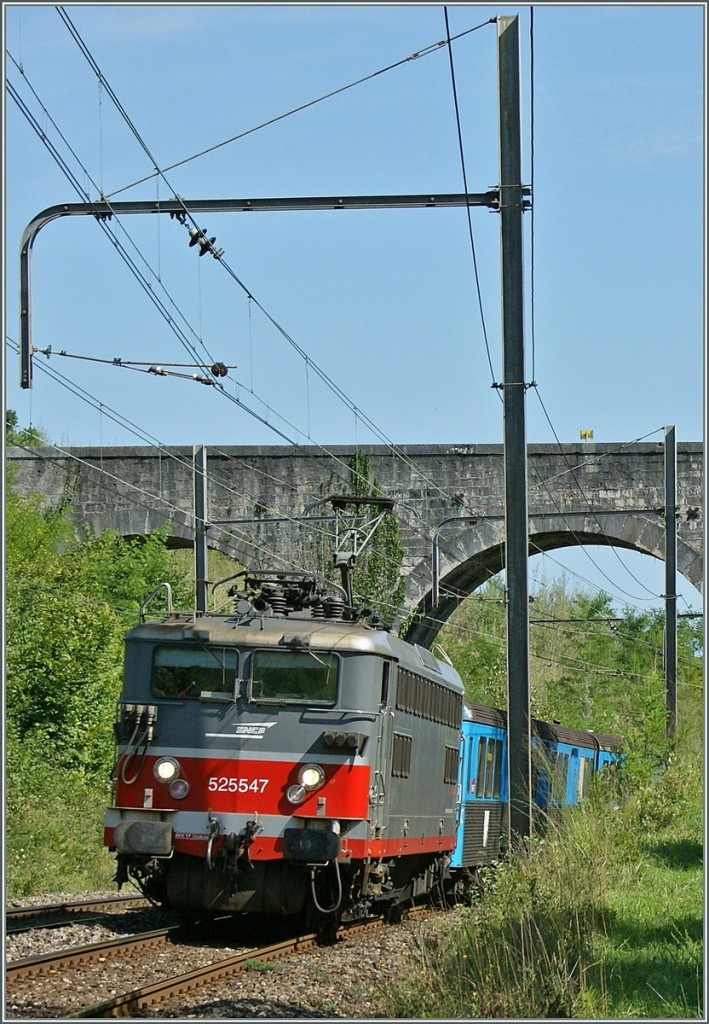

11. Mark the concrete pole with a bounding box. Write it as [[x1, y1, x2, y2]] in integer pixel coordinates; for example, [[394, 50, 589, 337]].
[[664, 425, 677, 739], [498, 14, 532, 842]]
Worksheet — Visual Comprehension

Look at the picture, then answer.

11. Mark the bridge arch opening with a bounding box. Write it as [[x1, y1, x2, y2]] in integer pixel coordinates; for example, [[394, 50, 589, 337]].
[[402, 516, 703, 650]]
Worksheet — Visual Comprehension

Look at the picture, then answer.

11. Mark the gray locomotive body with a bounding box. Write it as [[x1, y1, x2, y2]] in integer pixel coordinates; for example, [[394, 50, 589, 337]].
[[104, 574, 464, 925]]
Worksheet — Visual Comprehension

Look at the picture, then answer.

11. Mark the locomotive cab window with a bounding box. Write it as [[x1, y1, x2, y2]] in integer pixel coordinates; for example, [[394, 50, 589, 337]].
[[151, 645, 238, 699], [250, 649, 338, 704]]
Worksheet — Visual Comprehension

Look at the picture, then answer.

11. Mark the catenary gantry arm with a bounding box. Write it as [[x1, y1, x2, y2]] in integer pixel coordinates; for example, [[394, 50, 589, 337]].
[[19, 191, 504, 388]]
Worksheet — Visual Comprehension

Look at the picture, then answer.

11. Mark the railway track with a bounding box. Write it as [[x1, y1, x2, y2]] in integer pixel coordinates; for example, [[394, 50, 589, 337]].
[[6, 916, 245, 1018], [6, 905, 434, 1019], [5, 894, 151, 934], [6, 923, 184, 980], [73, 927, 333, 1018]]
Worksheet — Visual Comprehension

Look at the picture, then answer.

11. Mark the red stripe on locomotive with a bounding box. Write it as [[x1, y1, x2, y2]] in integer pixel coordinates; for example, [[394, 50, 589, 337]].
[[114, 755, 371, 819]]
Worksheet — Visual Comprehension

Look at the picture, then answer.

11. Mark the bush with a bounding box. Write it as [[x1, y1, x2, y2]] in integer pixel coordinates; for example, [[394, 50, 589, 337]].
[[383, 743, 703, 1020], [6, 727, 116, 897], [5, 470, 194, 895], [386, 803, 612, 1018]]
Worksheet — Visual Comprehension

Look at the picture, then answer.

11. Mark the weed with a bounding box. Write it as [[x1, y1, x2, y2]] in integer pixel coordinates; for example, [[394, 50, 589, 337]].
[[244, 958, 284, 973]]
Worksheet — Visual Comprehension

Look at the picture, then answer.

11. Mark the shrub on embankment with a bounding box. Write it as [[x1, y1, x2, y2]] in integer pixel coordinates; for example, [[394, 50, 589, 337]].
[[383, 743, 703, 1019], [5, 465, 193, 896]]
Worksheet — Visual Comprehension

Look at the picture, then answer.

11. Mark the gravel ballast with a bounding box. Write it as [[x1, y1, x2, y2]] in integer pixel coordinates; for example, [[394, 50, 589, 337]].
[[5, 891, 462, 1019]]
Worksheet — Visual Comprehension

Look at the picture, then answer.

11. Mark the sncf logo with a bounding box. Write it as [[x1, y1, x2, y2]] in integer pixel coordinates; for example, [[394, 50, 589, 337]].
[[236, 722, 277, 736], [206, 722, 277, 740]]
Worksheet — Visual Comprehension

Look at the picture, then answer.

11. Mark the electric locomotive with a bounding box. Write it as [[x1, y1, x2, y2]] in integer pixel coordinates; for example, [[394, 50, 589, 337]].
[[104, 570, 465, 926]]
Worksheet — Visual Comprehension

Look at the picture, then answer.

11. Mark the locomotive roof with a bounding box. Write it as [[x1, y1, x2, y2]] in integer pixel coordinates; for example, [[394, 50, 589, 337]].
[[126, 611, 465, 692], [464, 699, 622, 752]]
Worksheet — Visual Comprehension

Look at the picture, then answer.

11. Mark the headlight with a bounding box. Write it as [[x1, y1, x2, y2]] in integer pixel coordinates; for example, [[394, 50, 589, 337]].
[[286, 764, 326, 805], [299, 764, 325, 791], [154, 757, 180, 783], [286, 784, 307, 805], [169, 778, 190, 800]]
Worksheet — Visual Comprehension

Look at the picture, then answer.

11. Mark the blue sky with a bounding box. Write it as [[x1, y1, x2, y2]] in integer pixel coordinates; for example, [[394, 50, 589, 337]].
[[3, 3, 705, 614]]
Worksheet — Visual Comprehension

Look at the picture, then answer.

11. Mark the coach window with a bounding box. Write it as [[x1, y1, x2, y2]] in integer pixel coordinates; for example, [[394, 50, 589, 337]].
[[152, 645, 238, 699], [577, 755, 592, 801], [475, 737, 503, 799], [550, 751, 570, 803], [532, 743, 550, 804], [250, 649, 338, 704], [490, 738, 502, 797], [475, 738, 487, 796]]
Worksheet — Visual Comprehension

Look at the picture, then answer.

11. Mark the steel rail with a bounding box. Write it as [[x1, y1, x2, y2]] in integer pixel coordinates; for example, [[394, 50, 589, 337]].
[[6, 924, 180, 981], [72, 929, 325, 1018], [72, 910, 432, 1018], [6, 894, 150, 933]]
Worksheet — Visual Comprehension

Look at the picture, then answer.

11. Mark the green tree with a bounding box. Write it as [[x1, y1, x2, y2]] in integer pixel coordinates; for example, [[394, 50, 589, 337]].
[[346, 452, 405, 622], [315, 452, 405, 622], [437, 571, 703, 754], [5, 467, 195, 894], [5, 468, 192, 774], [73, 525, 193, 624], [435, 576, 508, 708], [6, 409, 47, 446]]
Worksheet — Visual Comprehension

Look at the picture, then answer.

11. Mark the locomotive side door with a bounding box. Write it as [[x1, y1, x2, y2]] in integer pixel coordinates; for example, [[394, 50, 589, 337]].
[[369, 659, 395, 841]]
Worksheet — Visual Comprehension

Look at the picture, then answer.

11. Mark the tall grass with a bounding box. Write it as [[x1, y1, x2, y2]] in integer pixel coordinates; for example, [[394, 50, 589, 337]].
[[384, 749, 703, 1019], [386, 803, 614, 1018]]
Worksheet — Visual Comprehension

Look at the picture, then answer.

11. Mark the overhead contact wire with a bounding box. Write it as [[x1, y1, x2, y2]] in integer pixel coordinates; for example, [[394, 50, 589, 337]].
[[47, 10, 491, 523], [105, 18, 497, 199], [443, 6, 497, 387]]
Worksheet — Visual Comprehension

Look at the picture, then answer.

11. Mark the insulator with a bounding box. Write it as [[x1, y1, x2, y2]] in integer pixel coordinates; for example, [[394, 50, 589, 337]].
[[310, 600, 325, 618], [265, 586, 287, 614], [283, 588, 298, 610], [324, 598, 345, 620]]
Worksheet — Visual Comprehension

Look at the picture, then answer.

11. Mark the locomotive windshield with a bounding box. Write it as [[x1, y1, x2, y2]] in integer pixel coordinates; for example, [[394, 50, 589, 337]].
[[151, 645, 237, 699], [250, 649, 338, 705]]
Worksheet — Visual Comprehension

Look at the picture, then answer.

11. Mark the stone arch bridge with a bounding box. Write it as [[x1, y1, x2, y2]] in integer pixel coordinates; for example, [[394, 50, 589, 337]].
[[7, 442, 703, 645]]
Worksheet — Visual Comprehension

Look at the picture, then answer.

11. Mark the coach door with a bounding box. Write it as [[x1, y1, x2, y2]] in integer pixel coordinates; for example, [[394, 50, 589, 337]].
[[370, 660, 395, 841], [470, 730, 506, 862]]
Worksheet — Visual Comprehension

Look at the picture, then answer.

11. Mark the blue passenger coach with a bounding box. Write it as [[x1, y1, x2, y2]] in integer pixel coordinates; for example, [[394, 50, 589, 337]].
[[452, 702, 508, 869], [451, 701, 622, 873], [532, 718, 622, 810]]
